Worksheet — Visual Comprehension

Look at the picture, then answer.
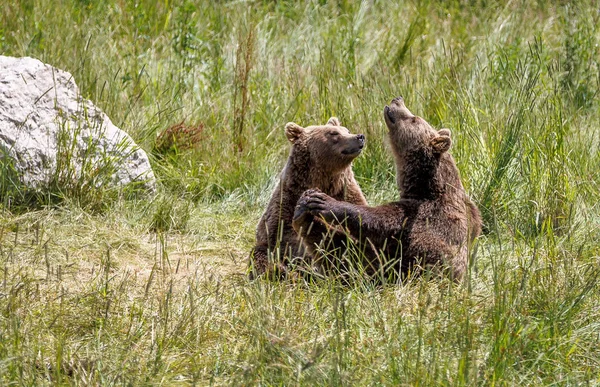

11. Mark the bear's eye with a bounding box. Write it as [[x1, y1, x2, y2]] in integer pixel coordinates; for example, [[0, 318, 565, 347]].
[[328, 131, 339, 136]]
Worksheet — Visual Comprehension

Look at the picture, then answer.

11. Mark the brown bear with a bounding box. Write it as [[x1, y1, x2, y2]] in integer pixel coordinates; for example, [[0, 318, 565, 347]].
[[248, 117, 368, 279], [292, 97, 482, 282]]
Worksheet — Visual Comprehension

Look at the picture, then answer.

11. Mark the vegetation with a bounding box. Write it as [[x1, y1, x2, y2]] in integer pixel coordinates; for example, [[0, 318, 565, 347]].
[[1, 0, 600, 384]]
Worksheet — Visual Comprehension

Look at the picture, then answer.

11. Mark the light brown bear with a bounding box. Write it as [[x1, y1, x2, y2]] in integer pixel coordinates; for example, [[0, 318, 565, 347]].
[[248, 118, 368, 279], [292, 97, 481, 282]]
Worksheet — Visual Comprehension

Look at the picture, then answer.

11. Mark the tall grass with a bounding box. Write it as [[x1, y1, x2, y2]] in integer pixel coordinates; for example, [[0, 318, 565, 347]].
[[1, 0, 600, 384]]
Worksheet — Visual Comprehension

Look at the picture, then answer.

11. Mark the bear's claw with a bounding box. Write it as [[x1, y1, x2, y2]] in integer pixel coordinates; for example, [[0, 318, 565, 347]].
[[301, 189, 332, 213]]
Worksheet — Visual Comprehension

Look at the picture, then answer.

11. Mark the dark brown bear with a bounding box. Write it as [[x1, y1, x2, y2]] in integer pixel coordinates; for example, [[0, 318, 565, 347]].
[[249, 117, 367, 279], [292, 97, 481, 281]]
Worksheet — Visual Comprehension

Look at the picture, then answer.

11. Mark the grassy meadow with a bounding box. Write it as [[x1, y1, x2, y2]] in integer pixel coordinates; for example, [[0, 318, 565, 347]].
[[1, 0, 600, 384]]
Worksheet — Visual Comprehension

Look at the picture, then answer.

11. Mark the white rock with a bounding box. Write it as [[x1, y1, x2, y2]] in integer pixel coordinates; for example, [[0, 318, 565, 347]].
[[0, 56, 156, 194]]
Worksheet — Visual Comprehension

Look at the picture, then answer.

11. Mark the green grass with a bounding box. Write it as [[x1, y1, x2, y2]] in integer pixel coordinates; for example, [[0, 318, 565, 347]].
[[1, 0, 600, 384]]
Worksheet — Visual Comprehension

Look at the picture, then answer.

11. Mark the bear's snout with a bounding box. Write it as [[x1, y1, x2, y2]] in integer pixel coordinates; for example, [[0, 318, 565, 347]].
[[357, 134, 365, 147], [392, 96, 404, 105], [341, 134, 366, 156]]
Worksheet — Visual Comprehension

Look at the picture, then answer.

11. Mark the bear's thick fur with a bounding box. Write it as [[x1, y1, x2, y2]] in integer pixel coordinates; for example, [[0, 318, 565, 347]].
[[292, 97, 481, 281], [249, 117, 368, 279]]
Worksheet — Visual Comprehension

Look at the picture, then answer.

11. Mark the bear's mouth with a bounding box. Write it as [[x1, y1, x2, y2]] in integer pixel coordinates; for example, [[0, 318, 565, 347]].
[[342, 147, 363, 156], [384, 105, 396, 124]]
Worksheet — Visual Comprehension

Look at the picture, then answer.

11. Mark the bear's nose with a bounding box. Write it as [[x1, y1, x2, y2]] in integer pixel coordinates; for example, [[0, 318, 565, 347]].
[[356, 134, 365, 147]]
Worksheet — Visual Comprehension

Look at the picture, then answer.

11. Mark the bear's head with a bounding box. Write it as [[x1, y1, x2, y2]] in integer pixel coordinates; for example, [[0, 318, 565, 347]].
[[285, 117, 365, 172], [383, 97, 456, 197], [384, 97, 451, 157]]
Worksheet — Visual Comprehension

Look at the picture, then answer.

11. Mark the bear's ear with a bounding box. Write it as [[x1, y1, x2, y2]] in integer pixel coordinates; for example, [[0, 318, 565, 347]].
[[431, 135, 452, 154], [327, 117, 341, 126], [285, 122, 305, 143], [438, 128, 452, 138]]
